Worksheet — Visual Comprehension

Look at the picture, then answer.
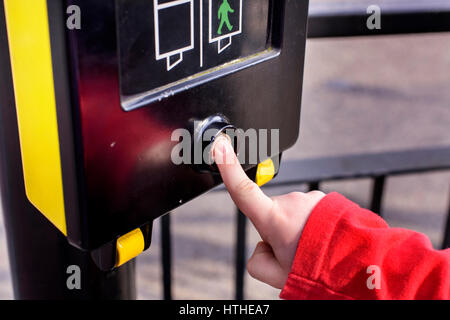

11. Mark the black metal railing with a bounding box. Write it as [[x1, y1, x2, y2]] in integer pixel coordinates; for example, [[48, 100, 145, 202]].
[[158, 0, 450, 300], [308, 0, 450, 38]]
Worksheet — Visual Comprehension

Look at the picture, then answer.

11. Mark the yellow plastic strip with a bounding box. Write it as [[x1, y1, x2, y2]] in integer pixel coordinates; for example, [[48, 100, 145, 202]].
[[116, 229, 145, 267], [4, 0, 67, 234]]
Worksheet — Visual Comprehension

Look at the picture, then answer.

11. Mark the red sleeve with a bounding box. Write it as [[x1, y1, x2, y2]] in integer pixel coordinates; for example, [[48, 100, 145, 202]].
[[280, 192, 450, 300]]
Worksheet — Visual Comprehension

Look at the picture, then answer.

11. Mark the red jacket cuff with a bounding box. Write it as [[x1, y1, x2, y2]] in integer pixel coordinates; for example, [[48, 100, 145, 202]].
[[280, 192, 361, 300]]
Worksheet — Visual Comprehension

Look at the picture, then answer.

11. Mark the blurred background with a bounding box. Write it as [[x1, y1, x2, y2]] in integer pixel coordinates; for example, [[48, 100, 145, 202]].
[[1, 0, 450, 299]]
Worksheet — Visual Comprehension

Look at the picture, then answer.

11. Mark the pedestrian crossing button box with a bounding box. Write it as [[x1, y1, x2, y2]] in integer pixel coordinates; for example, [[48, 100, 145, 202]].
[[2, 0, 309, 268]]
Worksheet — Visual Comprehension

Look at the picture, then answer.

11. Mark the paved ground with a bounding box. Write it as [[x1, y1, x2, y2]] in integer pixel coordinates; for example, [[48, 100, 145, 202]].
[[1, 32, 450, 299]]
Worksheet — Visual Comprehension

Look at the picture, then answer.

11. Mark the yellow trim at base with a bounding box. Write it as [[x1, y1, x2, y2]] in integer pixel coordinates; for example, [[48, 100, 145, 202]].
[[256, 158, 276, 187], [4, 0, 67, 235], [116, 229, 145, 267]]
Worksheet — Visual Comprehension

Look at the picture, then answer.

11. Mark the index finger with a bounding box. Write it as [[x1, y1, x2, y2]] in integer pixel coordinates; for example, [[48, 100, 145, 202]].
[[212, 136, 275, 235]]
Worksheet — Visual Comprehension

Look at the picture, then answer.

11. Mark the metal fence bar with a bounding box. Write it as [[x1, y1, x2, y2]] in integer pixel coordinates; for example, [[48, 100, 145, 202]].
[[308, 0, 450, 38], [443, 189, 450, 249], [370, 176, 386, 216], [308, 181, 320, 191], [264, 148, 450, 188], [213, 148, 450, 194], [235, 209, 248, 300], [161, 213, 172, 300]]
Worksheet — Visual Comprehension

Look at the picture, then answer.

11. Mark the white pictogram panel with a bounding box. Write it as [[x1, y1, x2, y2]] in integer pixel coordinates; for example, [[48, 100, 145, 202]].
[[154, 0, 195, 71]]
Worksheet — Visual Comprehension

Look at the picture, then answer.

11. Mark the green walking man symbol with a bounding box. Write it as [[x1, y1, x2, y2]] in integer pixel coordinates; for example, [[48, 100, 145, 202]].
[[217, 0, 234, 35]]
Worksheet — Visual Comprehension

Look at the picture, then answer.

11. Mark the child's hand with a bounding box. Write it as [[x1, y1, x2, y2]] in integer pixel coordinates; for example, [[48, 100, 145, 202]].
[[213, 136, 325, 289]]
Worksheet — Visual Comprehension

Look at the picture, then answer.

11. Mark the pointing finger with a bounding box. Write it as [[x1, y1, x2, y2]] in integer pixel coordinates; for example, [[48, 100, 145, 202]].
[[213, 136, 275, 237]]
